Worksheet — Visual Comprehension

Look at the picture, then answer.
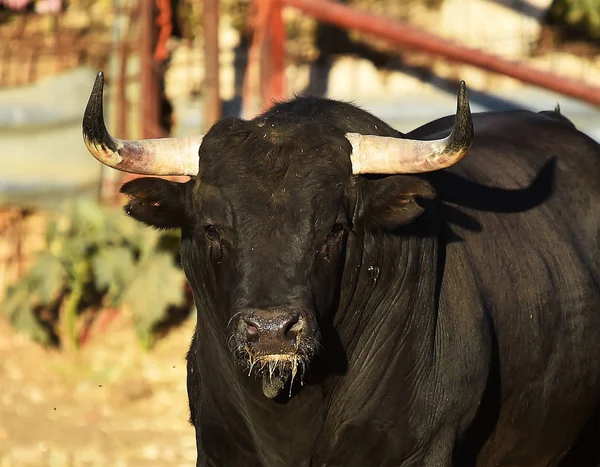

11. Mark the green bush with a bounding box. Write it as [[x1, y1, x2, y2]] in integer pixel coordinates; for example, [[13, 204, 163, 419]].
[[546, 0, 600, 41], [2, 197, 189, 349]]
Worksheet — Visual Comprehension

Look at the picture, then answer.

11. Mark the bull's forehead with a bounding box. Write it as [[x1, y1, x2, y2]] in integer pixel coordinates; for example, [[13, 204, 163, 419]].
[[195, 127, 352, 230], [198, 118, 351, 184], [197, 164, 346, 233]]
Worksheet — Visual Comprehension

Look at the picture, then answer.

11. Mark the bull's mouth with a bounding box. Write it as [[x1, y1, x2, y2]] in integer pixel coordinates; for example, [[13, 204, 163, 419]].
[[244, 350, 307, 399], [228, 312, 321, 398]]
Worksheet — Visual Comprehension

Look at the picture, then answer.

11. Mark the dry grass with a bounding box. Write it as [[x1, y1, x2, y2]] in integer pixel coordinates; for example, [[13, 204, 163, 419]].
[[0, 311, 197, 466]]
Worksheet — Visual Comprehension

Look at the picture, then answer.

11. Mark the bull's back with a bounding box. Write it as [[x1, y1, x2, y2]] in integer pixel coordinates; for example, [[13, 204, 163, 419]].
[[435, 111, 600, 465], [442, 111, 600, 315]]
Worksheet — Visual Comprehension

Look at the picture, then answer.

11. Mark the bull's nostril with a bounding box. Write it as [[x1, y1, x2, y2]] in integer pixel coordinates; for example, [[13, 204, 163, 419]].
[[243, 311, 304, 342], [284, 315, 303, 339], [244, 318, 260, 340]]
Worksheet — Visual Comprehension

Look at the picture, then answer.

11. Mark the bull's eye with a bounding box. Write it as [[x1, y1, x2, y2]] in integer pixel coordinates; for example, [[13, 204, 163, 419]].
[[319, 223, 346, 257], [203, 224, 223, 264], [328, 223, 345, 241], [204, 224, 220, 241]]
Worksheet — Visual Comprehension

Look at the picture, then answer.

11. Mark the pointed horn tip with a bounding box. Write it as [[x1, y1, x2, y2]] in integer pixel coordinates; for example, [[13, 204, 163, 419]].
[[91, 71, 105, 98], [83, 70, 119, 155], [84, 71, 105, 116], [457, 81, 469, 104], [451, 80, 474, 150]]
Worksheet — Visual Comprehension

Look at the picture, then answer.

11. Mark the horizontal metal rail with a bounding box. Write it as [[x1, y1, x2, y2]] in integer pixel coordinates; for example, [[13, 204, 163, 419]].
[[258, 0, 600, 108]]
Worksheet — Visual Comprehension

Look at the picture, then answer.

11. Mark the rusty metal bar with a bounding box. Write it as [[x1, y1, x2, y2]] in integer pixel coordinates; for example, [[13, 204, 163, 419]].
[[140, 0, 160, 138], [259, 1, 271, 108], [277, 0, 600, 107], [243, 0, 270, 118], [262, 0, 286, 109], [203, 0, 222, 131], [117, 39, 129, 140]]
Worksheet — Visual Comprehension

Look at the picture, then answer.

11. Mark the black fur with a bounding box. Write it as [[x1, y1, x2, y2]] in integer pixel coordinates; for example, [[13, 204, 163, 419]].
[[122, 97, 600, 467]]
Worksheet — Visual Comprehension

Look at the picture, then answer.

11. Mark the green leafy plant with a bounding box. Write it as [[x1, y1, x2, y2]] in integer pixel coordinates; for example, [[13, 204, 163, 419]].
[[2, 197, 190, 349], [546, 0, 600, 41]]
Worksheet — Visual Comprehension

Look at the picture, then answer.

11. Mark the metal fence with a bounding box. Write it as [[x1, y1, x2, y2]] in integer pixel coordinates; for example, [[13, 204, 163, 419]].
[[249, 0, 600, 110]]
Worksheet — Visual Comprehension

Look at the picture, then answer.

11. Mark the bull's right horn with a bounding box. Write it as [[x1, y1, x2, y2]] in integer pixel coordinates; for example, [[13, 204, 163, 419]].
[[347, 81, 474, 175], [82, 71, 203, 176]]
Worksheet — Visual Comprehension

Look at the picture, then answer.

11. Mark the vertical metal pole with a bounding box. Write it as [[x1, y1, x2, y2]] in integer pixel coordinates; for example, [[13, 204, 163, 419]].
[[140, 0, 160, 138], [266, 1, 285, 108], [112, 36, 131, 199], [259, 0, 270, 108], [203, 0, 221, 131], [242, 0, 268, 119], [117, 40, 129, 140]]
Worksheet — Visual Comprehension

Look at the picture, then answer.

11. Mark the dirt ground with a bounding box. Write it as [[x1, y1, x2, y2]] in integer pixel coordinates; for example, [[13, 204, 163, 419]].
[[0, 311, 197, 467]]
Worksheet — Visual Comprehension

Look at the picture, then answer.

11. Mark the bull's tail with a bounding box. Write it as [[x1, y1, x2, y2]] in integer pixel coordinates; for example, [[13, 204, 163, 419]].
[[538, 102, 577, 129]]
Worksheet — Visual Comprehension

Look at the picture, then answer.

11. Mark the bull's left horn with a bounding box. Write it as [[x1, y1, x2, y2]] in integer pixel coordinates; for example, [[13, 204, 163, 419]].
[[347, 81, 474, 175], [82, 71, 203, 176]]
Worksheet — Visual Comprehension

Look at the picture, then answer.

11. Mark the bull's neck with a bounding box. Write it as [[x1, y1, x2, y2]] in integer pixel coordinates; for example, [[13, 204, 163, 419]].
[[335, 228, 441, 370]]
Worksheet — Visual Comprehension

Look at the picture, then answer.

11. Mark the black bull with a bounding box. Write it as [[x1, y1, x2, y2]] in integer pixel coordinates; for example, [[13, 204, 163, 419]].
[[84, 85, 600, 466]]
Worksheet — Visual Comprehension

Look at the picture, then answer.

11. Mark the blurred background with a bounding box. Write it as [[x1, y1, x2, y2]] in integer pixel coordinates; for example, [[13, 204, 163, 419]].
[[0, 0, 598, 465]]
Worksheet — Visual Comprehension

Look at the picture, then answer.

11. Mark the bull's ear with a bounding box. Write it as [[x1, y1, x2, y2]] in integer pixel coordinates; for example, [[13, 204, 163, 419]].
[[363, 175, 435, 230], [120, 177, 188, 229]]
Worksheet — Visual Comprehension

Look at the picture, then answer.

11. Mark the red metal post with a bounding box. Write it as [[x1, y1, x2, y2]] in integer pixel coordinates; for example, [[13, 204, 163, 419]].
[[203, 0, 222, 131], [243, 0, 271, 118], [264, 1, 286, 109], [117, 41, 129, 140], [258, 2, 271, 108], [277, 0, 600, 107], [120, 1, 162, 189], [154, 0, 173, 62], [140, 0, 161, 138], [244, 0, 285, 115]]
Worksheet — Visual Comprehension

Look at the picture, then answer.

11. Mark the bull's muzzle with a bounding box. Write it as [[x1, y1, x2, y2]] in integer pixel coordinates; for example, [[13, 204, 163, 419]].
[[243, 308, 305, 356], [234, 306, 317, 399]]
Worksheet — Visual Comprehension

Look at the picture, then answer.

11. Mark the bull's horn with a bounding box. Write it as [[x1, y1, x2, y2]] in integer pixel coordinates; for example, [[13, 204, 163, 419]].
[[82, 71, 203, 176], [347, 81, 474, 175]]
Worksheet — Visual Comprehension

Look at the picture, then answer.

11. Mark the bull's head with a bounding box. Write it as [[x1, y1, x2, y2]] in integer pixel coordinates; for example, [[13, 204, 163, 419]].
[[82, 72, 473, 399]]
